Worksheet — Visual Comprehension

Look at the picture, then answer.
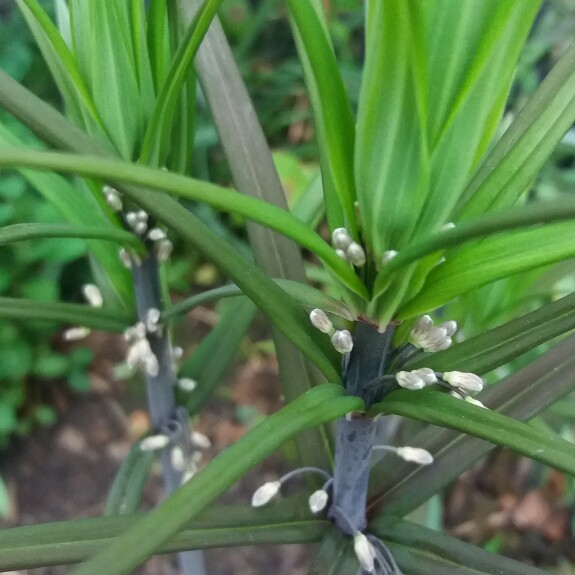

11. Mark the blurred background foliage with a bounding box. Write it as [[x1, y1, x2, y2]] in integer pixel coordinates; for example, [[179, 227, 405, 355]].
[[0, 0, 575, 497]]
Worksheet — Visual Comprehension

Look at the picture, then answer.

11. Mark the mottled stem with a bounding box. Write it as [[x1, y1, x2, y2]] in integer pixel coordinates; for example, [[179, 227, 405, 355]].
[[132, 254, 206, 575]]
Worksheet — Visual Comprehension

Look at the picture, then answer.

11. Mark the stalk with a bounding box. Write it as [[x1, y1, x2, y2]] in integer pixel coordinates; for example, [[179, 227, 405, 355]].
[[132, 254, 206, 575], [329, 324, 394, 536]]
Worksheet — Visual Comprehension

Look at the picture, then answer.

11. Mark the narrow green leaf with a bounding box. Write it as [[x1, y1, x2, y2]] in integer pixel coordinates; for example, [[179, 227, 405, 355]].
[[0, 70, 341, 382], [139, 0, 223, 165], [70, 385, 362, 575], [163, 280, 354, 322], [369, 333, 575, 517], [0, 223, 142, 250], [105, 441, 154, 516], [180, 298, 258, 415], [398, 221, 575, 319], [287, 0, 356, 234], [456, 42, 575, 219], [0, 501, 327, 570], [0, 148, 368, 300], [291, 172, 325, 231], [0, 297, 133, 331], [371, 518, 550, 575], [369, 386, 575, 476], [15, 0, 105, 132], [373, 198, 575, 299]]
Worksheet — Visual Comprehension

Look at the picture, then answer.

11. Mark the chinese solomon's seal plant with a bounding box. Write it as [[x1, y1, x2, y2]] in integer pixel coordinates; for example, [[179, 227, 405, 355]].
[[1, 1, 575, 574]]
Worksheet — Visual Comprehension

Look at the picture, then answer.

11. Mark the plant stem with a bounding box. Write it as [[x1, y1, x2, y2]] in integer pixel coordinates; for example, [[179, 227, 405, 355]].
[[329, 323, 395, 535], [132, 254, 206, 575]]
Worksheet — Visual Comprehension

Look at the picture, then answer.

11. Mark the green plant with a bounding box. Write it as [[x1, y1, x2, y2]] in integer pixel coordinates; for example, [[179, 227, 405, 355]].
[[1, 1, 575, 575]]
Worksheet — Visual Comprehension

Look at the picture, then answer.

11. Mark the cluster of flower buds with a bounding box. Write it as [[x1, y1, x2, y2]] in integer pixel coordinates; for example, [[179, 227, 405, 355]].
[[126, 210, 149, 235], [63, 284, 104, 341], [409, 315, 456, 352], [144, 226, 173, 262], [103, 185, 123, 212], [332, 228, 366, 267], [124, 313, 160, 377], [395, 367, 437, 390], [309, 309, 353, 354]]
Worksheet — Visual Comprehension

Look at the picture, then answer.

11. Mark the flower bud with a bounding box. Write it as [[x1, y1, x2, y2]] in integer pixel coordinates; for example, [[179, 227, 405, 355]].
[[353, 532, 375, 573], [397, 446, 434, 465], [438, 320, 457, 337], [309, 309, 334, 334], [411, 367, 437, 385], [82, 284, 103, 308], [442, 371, 483, 393], [308, 489, 329, 513], [177, 377, 197, 392], [381, 250, 398, 265], [147, 228, 166, 242], [251, 481, 281, 507], [63, 327, 91, 341], [346, 242, 366, 267], [335, 248, 348, 261], [191, 431, 211, 450], [465, 396, 488, 409], [140, 434, 170, 451], [156, 238, 173, 262], [332, 227, 352, 250], [170, 446, 186, 471], [331, 330, 353, 354], [396, 371, 425, 390], [145, 308, 161, 333]]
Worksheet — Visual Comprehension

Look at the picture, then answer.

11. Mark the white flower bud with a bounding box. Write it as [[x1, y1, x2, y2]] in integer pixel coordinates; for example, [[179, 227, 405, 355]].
[[309, 309, 334, 334], [144, 351, 159, 377], [137, 210, 148, 222], [103, 185, 123, 211], [411, 367, 437, 385], [119, 248, 132, 268], [126, 212, 138, 226], [396, 371, 426, 390], [63, 327, 91, 341], [124, 322, 146, 342], [332, 227, 352, 250], [346, 242, 366, 267], [381, 250, 398, 265], [353, 532, 376, 573], [191, 431, 211, 450], [331, 330, 353, 354], [438, 320, 457, 337], [170, 446, 186, 471], [397, 446, 434, 465], [251, 481, 281, 507], [172, 346, 184, 360], [177, 377, 197, 392], [82, 284, 103, 307], [156, 238, 173, 262], [145, 308, 161, 333], [308, 489, 329, 514], [442, 371, 483, 393], [134, 221, 148, 235], [140, 434, 170, 451], [335, 248, 348, 261], [147, 228, 166, 242], [465, 396, 488, 409]]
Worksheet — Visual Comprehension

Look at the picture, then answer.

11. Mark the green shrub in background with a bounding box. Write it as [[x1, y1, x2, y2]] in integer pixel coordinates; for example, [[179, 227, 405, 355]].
[[0, 1, 575, 575]]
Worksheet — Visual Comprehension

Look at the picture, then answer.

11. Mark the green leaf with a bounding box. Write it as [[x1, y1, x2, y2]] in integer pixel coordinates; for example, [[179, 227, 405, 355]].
[[163, 280, 354, 322], [70, 385, 362, 575], [370, 518, 550, 575], [355, 0, 428, 255], [398, 221, 575, 318], [0, 500, 327, 571], [180, 298, 258, 415], [0, 223, 142, 250], [0, 297, 133, 332], [373, 197, 575, 299], [15, 0, 105, 132], [406, 291, 575, 375], [0, 70, 341, 382], [139, 0, 223, 165], [0, 148, 368, 300], [456, 41, 575, 219], [287, 0, 356, 235], [369, 333, 575, 517], [105, 441, 154, 516], [369, 386, 575, 476]]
